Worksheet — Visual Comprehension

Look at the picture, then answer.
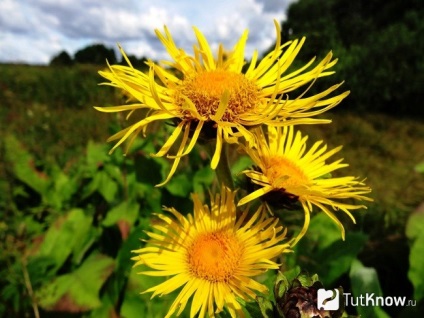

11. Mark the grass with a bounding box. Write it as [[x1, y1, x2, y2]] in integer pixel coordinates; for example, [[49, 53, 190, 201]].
[[302, 111, 424, 231]]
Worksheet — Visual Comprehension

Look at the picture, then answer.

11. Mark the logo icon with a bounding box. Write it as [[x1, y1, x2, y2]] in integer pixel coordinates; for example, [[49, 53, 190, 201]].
[[317, 288, 340, 310]]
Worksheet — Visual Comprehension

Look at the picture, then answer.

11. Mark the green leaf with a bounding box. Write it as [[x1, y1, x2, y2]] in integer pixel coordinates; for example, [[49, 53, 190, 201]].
[[4, 134, 50, 195], [103, 162, 125, 184], [36, 253, 115, 312], [32, 209, 97, 270], [316, 232, 368, 285], [349, 259, 390, 318], [280, 266, 301, 284], [193, 166, 215, 200], [249, 297, 273, 318], [408, 235, 424, 300], [406, 209, 424, 240], [83, 170, 118, 203], [295, 214, 368, 286], [230, 155, 253, 174], [406, 210, 424, 300], [87, 297, 117, 318], [296, 271, 319, 287], [43, 166, 78, 209], [274, 271, 290, 300], [86, 141, 109, 173], [97, 171, 118, 203], [303, 213, 343, 249], [142, 186, 163, 213], [120, 266, 172, 318], [165, 174, 192, 197], [414, 161, 424, 174], [102, 200, 140, 227]]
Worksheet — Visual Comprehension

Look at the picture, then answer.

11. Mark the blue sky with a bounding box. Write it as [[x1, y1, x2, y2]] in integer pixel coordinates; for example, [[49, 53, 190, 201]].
[[0, 0, 295, 64]]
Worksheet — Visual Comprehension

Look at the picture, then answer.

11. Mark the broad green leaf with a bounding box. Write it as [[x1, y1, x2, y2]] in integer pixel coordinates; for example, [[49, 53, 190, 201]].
[[36, 253, 115, 312], [4, 134, 49, 195], [82, 170, 118, 203], [349, 259, 390, 318], [33, 209, 97, 270], [71, 225, 100, 266], [408, 235, 424, 300], [102, 200, 140, 227], [43, 166, 78, 210], [316, 232, 368, 285], [406, 210, 424, 300], [86, 141, 109, 173], [103, 162, 125, 184], [406, 209, 424, 241], [408, 234, 424, 300], [96, 171, 118, 203]]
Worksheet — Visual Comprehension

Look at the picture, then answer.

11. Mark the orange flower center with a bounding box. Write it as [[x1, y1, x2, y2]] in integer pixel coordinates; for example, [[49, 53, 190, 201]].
[[265, 155, 310, 191], [175, 70, 260, 121], [187, 231, 243, 282]]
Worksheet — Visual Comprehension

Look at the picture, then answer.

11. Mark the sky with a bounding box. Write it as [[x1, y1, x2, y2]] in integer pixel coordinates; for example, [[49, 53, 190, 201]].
[[0, 0, 295, 65]]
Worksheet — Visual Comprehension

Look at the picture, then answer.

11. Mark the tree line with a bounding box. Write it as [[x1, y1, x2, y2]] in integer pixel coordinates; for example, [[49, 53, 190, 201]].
[[277, 0, 423, 116], [50, 44, 148, 70]]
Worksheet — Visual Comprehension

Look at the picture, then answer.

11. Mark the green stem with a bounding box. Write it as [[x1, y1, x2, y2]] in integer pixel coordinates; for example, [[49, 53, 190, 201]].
[[205, 142, 234, 190]]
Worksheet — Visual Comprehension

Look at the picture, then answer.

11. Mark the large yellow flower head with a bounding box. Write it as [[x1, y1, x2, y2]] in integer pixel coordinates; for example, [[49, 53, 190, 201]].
[[238, 125, 372, 246], [95, 20, 349, 185], [132, 188, 290, 318]]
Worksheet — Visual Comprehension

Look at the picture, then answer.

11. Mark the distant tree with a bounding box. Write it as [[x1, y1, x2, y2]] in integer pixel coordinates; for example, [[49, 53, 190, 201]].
[[74, 44, 117, 65], [277, 0, 424, 116], [50, 50, 74, 66]]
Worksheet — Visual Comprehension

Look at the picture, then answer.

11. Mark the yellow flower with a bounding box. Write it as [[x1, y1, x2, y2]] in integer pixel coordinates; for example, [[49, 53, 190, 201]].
[[238, 125, 372, 246], [132, 188, 289, 318], [95, 20, 349, 186]]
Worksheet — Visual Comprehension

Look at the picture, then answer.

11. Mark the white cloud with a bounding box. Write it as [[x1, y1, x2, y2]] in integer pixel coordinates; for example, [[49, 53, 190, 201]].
[[0, 0, 296, 64]]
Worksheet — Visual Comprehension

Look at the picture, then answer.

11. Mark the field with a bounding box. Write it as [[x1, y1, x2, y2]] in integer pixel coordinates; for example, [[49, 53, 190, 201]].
[[1, 63, 423, 317]]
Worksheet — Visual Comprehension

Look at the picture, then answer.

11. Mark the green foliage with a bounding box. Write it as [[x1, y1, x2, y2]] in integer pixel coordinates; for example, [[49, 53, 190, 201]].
[[299, 112, 424, 230], [50, 50, 74, 67], [74, 44, 117, 65], [49, 44, 149, 69], [288, 214, 368, 287], [0, 127, 215, 316], [281, 0, 424, 116], [0, 63, 119, 110], [36, 253, 115, 312], [406, 209, 424, 301], [34, 209, 99, 271], [349, 259, 390, 318]]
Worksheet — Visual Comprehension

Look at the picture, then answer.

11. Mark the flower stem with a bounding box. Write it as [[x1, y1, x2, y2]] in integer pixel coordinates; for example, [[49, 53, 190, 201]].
[[205, 142, 234, 190]]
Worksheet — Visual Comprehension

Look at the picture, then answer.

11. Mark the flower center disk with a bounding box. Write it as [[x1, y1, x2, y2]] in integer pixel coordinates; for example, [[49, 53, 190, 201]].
[[187, 231, 243, 282], [266, 155, 310, 190], [176, 70, 260, 121]]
